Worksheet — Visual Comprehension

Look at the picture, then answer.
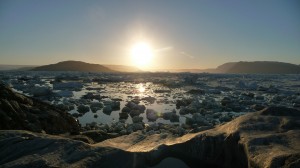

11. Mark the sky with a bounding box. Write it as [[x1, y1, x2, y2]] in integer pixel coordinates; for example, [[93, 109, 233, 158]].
[[0, 0, 299, 70]]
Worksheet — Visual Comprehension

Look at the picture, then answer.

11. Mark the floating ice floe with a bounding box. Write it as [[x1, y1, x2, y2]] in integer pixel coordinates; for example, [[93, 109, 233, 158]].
[[53, 82, 83, 91]]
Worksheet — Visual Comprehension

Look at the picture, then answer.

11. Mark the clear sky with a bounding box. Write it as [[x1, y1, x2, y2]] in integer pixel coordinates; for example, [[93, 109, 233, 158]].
[[0, 0, 299, 69]]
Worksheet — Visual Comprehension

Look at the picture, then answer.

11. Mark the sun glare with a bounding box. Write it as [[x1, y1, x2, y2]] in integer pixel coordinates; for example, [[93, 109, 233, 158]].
[[137, 84, 145, 93], [131, 42, 153, 68]]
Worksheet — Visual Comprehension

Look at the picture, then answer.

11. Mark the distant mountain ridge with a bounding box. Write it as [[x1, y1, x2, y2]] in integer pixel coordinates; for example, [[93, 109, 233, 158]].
[[214, 61, 300, 74], [156, 61, 300, 74], [31, 61, 116, 72], [2, 61, 300, 74], [30, 61, 142, 72]]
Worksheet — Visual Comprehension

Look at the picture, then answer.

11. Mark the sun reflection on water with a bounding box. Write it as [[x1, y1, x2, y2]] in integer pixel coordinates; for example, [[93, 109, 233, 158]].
[[137, 83, 145, 93]]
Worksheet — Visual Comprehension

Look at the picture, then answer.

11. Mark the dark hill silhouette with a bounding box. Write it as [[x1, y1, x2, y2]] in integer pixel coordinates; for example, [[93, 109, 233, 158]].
[[155, 61, 300, 74], [215, 61, 300, 74], [8, 60, 300, 74], [31, 61, 116, 72]]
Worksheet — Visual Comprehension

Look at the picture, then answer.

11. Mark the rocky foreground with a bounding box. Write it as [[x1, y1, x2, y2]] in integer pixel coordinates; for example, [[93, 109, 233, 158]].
[[0, 82, 80, 134], [0, 84, 299, 167]]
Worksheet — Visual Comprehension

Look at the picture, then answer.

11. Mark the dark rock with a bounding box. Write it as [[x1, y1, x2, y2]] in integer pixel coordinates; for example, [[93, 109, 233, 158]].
[[221, 97, 232, 106], [29, 86, 52, 97], [187, 89, 205, 95], [72, 113, 81, 118], [219, 115, 232, 122], [190, 126, 213, 133], [119, 112, 129, 119], [125, 101, 145, 113], [293, 103, 300, 108], [129, 109, 141, 117], [259, 106, 300, 116], [257, 86, 268, 91], [179, 107, 196, 115], [131, 123, 144, 131], [112, 122, 125, 132], [162, 111, 175, 120], [111, 98, 122, 101], [176, 99, 193, 109], [192, 113, 211, 126], [77, 104, 90, 113], [125, 101, 137, 109], [242, 92, 255, 98], [146, 109, 159, 121], [134, 104, 146, 112], [86, 87, 103, 91], [71, 135, 94, 144], [111, 101, 120, 110], [170, 114, 180, 122], [0, 82, 80, 134], [81, 92, 101, 100], [141, 96, 156, 104], [251, 104, 266, 111], [255, 95, 264, 100], [121, 106, 131, 113], [56, 104, 70, 111], [132, 116, 143, 123], [154, 89, 171, 93], [82, 130, 120, 143], [185, 117, 195, 125], [103, 106, 112, 114], [237, 81, 246, 88], [179, 107, 189, 115], [176, 127, 186, 136], [163, 111, 180, 122], [90, 102, 103, 112]]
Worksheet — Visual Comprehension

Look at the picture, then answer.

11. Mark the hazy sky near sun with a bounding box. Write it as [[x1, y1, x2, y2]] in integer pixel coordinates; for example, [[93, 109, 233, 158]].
[[0, 0, 299, 69]]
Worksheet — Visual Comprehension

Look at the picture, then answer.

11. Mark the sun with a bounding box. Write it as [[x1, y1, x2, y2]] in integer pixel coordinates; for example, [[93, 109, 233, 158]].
[[131, 42, 153, 68]]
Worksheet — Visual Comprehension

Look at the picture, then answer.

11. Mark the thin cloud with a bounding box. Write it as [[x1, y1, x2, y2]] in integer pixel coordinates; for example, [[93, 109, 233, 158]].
[[154, 46, 173, 53], [181, 51, 195, 59]]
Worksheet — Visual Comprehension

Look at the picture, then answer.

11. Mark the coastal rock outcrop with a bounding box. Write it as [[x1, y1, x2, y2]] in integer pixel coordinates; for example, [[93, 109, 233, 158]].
[[0, 82, 80, 134], [0, 106, 299, 167]]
